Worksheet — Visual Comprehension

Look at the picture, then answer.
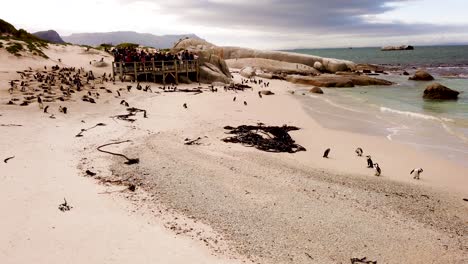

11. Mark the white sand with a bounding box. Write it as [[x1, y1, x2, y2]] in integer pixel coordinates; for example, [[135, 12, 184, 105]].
[[0, 45, 242, 264], [1, 43, 466, 263]]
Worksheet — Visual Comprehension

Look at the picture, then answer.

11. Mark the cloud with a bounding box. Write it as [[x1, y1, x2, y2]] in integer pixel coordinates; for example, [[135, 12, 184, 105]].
[[1, 0, 466, 48], [116, 0, 464, 38]]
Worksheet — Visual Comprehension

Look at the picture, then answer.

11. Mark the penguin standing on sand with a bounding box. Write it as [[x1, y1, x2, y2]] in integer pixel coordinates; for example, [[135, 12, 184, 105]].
[[258, 91, 262, 98], [374, 163, 381, 176], [366, 155, 374, 168], [410, 168, 424, 180], [355, 147, 363, 157], [323, 148, 330, 158], [183, 103, 187, 109], [37, 96, 43, 109], [233, 97, 236, 102], [244, 101, 248, 106]]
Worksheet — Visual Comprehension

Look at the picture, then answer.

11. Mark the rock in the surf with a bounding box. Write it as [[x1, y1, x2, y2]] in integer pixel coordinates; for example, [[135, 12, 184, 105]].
[[409, 70, 434, 81], [423, 83, 459, 100], [309, 87, 324, 94]]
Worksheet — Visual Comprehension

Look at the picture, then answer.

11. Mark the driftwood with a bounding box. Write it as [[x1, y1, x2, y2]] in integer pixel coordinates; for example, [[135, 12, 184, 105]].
[[112, 113, 136, 122], [351, 257, 377, 264], [184, 137, 203, 145], [4, 156, 15, 163], [0, 124, 22, 127], [225, 83, 252, 91], [164, 88, 203, 93], [85, 170, 97, 176], [222, 124, 306, 153], [76, 123, 106, 137], [127, 107, 147, 118], [58, 198, 73, 212], [97, 140, 139, 165], [111, 107, 147, 122]]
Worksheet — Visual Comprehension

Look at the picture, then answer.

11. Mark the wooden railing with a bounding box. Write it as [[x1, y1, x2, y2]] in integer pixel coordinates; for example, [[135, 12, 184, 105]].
[[112, 60, 199, 75]]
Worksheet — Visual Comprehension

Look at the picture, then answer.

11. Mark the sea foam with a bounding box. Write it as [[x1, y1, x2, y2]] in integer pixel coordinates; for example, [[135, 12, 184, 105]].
[[380, 107, 454, 122]]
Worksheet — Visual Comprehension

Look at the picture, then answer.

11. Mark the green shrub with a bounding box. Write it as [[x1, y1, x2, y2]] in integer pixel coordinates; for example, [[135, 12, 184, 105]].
[[6, 42, 24, 56], [116, 42, 139, 49], [0, 19, 17, 34], [0, 19, 48, 58]]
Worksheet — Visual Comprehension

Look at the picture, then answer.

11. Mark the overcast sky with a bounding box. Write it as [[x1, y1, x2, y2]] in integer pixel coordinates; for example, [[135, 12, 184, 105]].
[[1, 0, 467, 49]]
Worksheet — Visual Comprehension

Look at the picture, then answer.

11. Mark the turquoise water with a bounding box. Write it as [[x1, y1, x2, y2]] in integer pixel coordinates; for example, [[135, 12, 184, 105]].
[[288, 47, 468, 165]]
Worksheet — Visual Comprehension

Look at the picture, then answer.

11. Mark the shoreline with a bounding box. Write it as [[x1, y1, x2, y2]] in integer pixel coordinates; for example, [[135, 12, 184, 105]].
[[292, 79, 468, 168]]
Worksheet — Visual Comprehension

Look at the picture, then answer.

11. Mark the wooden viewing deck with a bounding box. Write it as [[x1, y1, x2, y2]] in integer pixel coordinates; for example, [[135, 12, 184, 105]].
[[112, 60, 200, 84]]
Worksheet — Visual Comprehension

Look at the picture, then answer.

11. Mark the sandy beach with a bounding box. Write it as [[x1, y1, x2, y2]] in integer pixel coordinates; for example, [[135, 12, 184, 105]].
[[1, 44, 467, 264]]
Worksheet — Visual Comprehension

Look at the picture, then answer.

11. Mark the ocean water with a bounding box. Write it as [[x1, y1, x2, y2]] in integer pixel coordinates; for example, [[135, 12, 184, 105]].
[[287, 47, 468, 166], [287, 45, 468, 68]]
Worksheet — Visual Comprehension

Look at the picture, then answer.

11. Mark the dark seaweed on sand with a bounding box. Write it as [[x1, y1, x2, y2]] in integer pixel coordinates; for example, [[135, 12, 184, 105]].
[[222, 124, 306, 153]]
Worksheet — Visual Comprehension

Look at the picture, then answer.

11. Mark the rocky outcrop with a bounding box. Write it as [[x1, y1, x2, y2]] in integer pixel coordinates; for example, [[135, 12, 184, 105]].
[[173, 39, 231, 84], [423, 83, 459, 100], [309, 87, 324, 94], [313, 61, 325, 71], [286, 74, 393, 88], [381, 45, 414, 51], [173, 38, 356, 74], [220, 46, 355, 73], [226, 58, 320, 75], [199, 63, 231, 84], [409, 70, 434, 81]]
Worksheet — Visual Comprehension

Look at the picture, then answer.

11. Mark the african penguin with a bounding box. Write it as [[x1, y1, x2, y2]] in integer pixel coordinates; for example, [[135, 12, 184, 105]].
[[374, 163, 381, 176], [355, 147, 363, 157], [410, 168, 424, 180], [366, 155, 374, 168], [323, 148, 330, 158]]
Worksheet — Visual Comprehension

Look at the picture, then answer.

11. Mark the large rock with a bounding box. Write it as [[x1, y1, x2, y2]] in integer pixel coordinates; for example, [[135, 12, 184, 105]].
[[173, 38, 215, 51], [409, 70, 434, 81], [309, 87, 324, 94], [199, 64, 231, 84], [221, 46, 355, 73], [173, 40, 231, 84], [313, 61, 325, 71], [198, 51, 230, 77], [286, 74, 393, 87], [423, 83, 459, 100], [226, 58, 320, 75], [240, 66, 256, 78]]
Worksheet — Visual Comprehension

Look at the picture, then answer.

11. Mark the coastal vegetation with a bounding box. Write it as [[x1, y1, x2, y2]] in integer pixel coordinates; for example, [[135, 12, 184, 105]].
[[0, 19, 48, 58]]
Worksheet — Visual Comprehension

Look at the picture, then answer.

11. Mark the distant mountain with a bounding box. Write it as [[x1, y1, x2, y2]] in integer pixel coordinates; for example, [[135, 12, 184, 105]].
[[62, 31, 203, 49], [33, 30, 65, 44]]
